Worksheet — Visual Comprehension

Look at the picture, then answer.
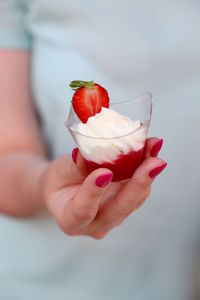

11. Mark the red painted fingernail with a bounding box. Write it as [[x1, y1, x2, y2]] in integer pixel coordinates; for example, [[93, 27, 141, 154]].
[[149, 162, 167, 179], [150, 139, 163, 157], [72, 148, 78, 164], [96, 173, 113, 188]]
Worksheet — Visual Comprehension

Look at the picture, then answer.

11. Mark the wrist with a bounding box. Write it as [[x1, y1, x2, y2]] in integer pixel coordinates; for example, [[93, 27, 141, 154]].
[[20, 153, 50, 216], [0, 152, 50, 217], [35, 158, 50, 211]]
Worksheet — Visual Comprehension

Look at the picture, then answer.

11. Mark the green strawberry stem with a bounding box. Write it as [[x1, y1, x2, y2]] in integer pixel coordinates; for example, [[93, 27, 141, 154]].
[[70, 80, 95, 91]]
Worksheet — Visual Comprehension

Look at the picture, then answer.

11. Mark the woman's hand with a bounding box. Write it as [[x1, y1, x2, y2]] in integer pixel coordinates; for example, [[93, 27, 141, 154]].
[[42, 137, 166, 239], [0, 51, 166, 223]]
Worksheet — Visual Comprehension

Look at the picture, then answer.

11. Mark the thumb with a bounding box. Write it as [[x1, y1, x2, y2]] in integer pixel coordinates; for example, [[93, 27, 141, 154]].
[[61, 168, 113, 233]]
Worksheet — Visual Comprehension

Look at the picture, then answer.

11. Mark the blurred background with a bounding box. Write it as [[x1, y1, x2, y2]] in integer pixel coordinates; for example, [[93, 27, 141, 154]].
[[0, 0, 200, 299]]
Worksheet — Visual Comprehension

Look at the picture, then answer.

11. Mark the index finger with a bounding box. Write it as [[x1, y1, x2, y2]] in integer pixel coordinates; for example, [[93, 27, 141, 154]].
[[90, 157, 167, 232]]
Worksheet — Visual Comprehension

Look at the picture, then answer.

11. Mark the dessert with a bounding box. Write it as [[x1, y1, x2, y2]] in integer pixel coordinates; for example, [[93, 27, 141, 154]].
[[66, 80, 152, 182]]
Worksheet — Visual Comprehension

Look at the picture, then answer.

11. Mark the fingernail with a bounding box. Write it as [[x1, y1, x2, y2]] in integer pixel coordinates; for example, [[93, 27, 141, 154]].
[[150, 138, 163, 157], [96, 173, 113, 188], [149, 162, 167, 179], [72, 148, 78, 164]]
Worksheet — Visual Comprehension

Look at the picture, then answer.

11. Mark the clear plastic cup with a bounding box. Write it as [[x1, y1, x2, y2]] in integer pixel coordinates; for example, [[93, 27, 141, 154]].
[[66, 92, 152, 182]]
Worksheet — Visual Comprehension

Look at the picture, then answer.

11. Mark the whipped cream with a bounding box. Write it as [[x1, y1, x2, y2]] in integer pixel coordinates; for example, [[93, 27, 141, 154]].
[[74, 108, 147, 163]]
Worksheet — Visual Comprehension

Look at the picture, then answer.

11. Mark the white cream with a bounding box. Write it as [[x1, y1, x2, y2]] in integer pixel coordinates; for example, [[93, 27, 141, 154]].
[[74, 107, 147, 163]]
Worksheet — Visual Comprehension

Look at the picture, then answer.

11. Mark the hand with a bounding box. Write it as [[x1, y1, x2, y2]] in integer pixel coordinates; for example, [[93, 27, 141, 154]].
[[42, 137, 166, 239]]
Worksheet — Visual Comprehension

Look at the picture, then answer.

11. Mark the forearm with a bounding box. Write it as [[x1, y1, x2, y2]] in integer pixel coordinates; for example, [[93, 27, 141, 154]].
[[0, 152, 49, 217], [0, 50, 49, 217]]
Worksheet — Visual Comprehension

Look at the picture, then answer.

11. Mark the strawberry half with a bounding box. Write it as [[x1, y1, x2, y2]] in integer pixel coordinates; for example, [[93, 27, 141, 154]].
[[70, 80, 109, 123]]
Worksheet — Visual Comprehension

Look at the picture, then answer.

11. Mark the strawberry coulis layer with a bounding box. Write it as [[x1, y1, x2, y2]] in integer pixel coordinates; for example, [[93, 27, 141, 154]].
[[85, 147, 144, 182]]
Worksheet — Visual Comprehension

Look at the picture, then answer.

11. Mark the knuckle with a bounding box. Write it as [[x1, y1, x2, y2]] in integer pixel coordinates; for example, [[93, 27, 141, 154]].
[[135, 187, 151, 209], [114, 219, 124, 227], [130, 178, 151, 198], [135, 180, 149, 190], [92, 231, 108, 240], [113, 211, 127, 225], [73, 205, 94, 223], [87, 187, 101, 199], [115, 204, 132, 219], [64, 229, 77, 237], [57, 215, 80, 236], [138, 186, 151, 203], [144, 186, 151, 199], [58, 222, 78, 237], [135, 199, 143, 210]]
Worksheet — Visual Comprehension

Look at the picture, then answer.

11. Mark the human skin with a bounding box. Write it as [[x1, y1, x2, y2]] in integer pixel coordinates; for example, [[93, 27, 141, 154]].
[[0, 50, 167, 239]]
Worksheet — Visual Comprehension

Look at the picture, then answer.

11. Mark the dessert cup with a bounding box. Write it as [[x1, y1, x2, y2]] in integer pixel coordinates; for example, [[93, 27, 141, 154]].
[[66, 92, 152, 182]]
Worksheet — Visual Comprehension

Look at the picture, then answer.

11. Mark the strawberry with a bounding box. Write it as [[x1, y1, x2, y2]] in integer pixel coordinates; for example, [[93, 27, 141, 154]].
[[70, 80, 109, 123]]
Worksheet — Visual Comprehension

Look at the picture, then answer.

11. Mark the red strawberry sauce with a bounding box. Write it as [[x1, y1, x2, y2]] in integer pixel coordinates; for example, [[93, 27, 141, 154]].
[[85, 147, 145, 182]]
